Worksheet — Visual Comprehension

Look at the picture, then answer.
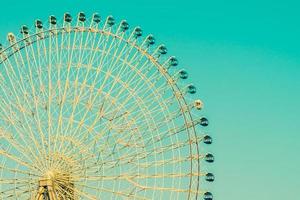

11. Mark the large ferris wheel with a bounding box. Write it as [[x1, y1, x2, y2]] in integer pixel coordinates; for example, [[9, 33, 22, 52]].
[[0, 12, 214, 199]]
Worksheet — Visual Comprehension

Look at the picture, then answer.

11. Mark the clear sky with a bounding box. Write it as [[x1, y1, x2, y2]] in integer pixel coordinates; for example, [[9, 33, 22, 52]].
[[0, 0, 299, 199]]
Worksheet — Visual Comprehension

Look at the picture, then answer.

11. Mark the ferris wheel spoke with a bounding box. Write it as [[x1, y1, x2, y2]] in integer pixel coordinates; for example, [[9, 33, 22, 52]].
[[51, 36, 88, 161], [46, 34, 63, 168], [52, 179, 78, 199], [79, 36, 132, 124], [73, 117, 148, 166], [131, 156, 194, 169], [0, 150, 40, 172], [0, 125, 46, 169], [0, 165, 40, 177], [77, 120, 189, 168], [57, 180, 98, 200], [0, 60, 44, 150], [82, 125, 140, 162], [96, 39, 142, 99], [106, 106, 167, 130], [76, 181, 149, 200], [71, 141, 139, 174], [92, 90, 156, 139], [124, 85, 172, 119], [88, 41, 141, 108], [0, 185, 33, 198], [22, 41, 50, 165], [106, 90, 175, 120], [91, 153, 196, 171], [53, 32, 107, 155], [91, 123, 160, 160], [87, 138, 196, 171], [53, 27, 81, 159], [44, 59, 166, 147], [127, 117, 196, 145], [0, 129, 42, 166], [0, 40, 52, 166], [0, 128, 41, 166], [57, 79, 113, 155], [0, 178, 36, 185], [125, 178, 194, 195], [94, 65, 171, 140], [79, 172, 202, 182], [0, 116, 45, 167], [0, 103, 46, 169]]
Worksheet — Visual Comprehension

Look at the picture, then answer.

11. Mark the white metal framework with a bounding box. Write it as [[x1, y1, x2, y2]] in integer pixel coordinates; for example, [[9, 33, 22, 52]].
[[0, 12, 214, 199]]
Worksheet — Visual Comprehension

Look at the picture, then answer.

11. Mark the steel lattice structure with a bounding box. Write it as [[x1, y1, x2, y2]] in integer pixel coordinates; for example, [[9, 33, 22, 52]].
[[0, 12, 214, 200]]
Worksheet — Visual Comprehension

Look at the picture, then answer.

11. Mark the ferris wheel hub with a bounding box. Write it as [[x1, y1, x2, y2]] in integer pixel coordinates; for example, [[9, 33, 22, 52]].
[[45, 170, 56, 179]]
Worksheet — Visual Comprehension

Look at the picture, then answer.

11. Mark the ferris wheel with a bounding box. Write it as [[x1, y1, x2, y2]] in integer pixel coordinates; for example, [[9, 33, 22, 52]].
[[0, 12, 214, 199]]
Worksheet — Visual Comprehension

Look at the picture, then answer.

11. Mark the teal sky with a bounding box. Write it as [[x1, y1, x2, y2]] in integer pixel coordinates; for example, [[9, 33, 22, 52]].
[[0, 0, 299, 199]]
